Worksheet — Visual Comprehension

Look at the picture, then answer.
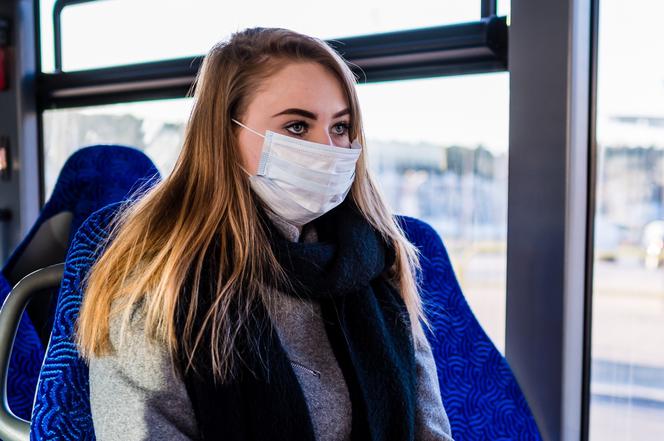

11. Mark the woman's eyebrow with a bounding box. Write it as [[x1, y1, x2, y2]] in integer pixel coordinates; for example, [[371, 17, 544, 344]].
[[271, 108, 350, 119]]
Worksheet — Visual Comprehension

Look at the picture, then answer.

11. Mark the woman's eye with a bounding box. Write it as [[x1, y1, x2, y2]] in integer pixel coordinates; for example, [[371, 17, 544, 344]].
[[285, 121, 349, 137], [285, 122, 307, 135], [333, 122, 350, 136]]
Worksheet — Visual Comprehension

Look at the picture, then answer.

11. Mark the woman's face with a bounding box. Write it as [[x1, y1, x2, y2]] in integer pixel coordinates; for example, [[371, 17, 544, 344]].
[[236, 61, 352, 175]]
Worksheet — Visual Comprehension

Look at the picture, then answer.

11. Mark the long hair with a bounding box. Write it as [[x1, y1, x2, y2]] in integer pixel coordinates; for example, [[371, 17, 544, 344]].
[[76, 27, 429, 383]]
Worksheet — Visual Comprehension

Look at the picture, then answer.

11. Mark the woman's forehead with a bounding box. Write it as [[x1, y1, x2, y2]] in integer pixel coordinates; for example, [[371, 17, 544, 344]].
[[248, 62, 349, 118]]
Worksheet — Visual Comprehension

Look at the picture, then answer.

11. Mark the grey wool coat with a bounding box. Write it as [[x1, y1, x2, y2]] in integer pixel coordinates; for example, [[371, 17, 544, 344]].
[[89, 213, 454, 441]]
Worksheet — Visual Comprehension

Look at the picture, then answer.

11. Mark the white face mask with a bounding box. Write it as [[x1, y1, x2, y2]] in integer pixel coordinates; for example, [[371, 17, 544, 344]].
[[232, 118, 362, 226]]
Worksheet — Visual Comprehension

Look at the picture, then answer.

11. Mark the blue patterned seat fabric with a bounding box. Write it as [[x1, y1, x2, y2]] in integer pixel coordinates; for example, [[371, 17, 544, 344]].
[[0, 144, 159, 422], [31, 202, 123, 441], [31, 199, 541, 440], [398, 216, 542, 440]]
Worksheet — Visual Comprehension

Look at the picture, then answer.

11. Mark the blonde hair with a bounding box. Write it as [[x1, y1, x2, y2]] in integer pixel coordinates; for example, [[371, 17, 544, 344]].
[[76, 27, 429, 383]]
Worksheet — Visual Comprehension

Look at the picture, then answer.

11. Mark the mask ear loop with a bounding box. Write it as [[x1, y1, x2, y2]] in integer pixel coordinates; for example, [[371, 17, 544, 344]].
[[231, 118, 265, 177], [238, 164, 252, 177], [231, 118, 265, 139]]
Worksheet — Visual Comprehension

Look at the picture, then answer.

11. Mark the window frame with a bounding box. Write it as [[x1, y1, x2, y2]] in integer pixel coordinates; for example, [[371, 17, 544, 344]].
[[505, 0, 598, 440], [50, 0, 507, 73], [39, 17, 508, 109]]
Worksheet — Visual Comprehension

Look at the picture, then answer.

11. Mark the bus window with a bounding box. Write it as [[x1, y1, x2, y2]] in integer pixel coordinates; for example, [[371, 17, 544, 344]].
[[589, 0, 664, 438], [40, 0, 484, 72]]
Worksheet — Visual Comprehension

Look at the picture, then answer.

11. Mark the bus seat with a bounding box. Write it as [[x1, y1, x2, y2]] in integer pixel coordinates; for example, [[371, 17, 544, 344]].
[[29, 200, 541, 440], [0, 144, 160, 423], [31, 202, 123, 440], [399, 216, 542, 440]]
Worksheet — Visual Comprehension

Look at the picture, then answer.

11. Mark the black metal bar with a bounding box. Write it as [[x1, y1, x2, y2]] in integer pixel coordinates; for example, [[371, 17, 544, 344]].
[[35, 0, 45, 207], [53, 2, 60, 71], [328, 16, 507, 80], [481, 0, 498, 17], [53, 0, 98, 71], [581, 0, 601, 439], [38, 55, 203, 109], [38, 16, 508, 109]]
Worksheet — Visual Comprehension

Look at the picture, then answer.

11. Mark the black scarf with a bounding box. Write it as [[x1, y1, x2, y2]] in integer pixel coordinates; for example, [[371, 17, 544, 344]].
[[175, 198, 417, 441]]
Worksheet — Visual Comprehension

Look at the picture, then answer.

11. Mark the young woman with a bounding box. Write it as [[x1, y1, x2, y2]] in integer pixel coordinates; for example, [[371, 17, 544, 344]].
[[76, 27, 454, 441]]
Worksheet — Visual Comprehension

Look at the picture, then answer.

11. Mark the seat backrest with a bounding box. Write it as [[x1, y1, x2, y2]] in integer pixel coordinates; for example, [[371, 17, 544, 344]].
[[31, 202, 124, 440], [0, 145, 159, 422], [31, 207, 541, 440], [398, 216, 542, 440]]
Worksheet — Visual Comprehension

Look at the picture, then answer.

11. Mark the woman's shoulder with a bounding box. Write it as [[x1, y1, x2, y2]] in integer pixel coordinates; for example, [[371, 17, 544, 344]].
[[90, 297, 178, 392], [88, 298, 200, 440]]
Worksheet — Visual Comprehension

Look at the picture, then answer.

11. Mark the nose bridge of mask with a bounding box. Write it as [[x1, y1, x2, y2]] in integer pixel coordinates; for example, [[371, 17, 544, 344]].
[[264, 141, 360, 175], [265, 153, 356, 180], [267, 130, 360, 154]]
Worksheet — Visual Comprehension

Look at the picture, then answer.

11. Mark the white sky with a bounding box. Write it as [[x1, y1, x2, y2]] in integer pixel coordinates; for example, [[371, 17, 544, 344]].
[[37, 0, 664, 151]]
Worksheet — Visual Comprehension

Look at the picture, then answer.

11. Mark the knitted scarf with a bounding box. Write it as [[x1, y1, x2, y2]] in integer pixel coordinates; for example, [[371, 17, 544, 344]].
[[175, 198, 417, 440]]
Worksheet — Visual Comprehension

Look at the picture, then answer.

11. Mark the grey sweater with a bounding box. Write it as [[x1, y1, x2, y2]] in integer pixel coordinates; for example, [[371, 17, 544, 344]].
[[89, 217, 454, 441]]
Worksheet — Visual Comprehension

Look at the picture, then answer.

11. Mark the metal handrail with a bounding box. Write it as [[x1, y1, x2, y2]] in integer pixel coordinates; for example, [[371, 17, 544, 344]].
[[0, 263, 65, 441]]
